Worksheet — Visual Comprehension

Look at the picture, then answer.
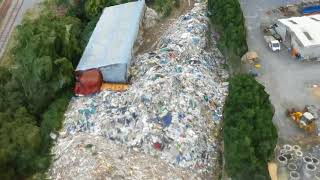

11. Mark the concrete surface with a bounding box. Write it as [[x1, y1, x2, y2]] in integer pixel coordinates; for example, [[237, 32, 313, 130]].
[[239, 0, 320, 140]]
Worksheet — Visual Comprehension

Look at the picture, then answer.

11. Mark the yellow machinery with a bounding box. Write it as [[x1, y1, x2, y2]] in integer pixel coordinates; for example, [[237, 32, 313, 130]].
[[286, 108, 316, 134]]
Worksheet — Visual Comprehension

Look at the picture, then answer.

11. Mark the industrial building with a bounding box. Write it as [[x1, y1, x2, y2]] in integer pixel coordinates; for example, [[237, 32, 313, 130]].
[[276, 14, 320, 60], [76, 0, 145, 83]]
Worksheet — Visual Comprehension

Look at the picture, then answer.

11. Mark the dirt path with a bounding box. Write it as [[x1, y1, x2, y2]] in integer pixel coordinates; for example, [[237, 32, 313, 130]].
[[137, 0, 195, 54]]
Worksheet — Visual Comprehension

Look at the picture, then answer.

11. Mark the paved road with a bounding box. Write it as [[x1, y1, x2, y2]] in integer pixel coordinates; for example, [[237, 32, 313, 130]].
[[239, 0, 320, 140]]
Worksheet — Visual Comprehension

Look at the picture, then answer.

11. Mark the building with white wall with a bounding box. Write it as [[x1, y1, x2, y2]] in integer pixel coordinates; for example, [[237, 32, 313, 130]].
[[276, 15, 320, 60]]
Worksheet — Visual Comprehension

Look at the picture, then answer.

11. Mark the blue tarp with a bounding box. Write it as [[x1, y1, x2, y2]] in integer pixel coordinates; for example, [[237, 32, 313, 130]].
[[76, 0, 145, 83], [302, 5, 320, 15]]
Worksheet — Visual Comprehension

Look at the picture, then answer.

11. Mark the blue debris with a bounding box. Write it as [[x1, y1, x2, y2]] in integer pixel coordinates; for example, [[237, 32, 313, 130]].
[[178, 112, 185, 120], [160, 58, 168, 64], [192, 37, 201, 45], [187, 26, 193, 32], [176, 155, 181, 164], [162, 113, 172, 127], [78, 107, 96, 119], [181, 15, 192, 21]]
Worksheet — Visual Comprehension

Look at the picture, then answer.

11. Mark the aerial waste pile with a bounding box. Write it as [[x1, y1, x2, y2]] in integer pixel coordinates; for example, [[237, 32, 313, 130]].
[[48, 1, 229, 179]]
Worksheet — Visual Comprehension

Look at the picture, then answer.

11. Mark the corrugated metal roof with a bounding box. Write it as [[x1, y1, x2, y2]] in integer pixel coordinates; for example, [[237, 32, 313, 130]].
[[76, 0, 145, 71], [278, 15, 320, 47]]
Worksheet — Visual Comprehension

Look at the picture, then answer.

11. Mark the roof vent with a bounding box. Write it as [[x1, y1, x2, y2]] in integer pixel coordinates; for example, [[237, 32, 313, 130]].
[[289, 20, 298, 24], [303, 32, 313, 40], [311, 17, 320, 22]]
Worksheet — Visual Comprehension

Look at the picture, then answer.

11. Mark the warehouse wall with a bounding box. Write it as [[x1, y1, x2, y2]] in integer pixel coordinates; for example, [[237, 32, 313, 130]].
[[292, 34, 320, 60]]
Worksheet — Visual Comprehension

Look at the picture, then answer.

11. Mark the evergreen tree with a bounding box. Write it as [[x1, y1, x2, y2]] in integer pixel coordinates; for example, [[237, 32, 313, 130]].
[[223, 75, 278, 180], [208, 0, 248, 57]]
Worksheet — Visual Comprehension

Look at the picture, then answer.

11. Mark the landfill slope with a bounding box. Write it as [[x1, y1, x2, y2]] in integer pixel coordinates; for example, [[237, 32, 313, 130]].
[[48, 1, 229, 179]]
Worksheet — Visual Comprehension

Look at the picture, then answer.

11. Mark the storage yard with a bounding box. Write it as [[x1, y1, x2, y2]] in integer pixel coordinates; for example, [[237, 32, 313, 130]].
[[240, 0, 320, 179]]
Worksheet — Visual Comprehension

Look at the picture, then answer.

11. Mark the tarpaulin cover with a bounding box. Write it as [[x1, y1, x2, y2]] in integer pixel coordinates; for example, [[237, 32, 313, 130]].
[[302, 5, 320, 15], [76, 0, 145, 83], [74, 69, 103, 96]]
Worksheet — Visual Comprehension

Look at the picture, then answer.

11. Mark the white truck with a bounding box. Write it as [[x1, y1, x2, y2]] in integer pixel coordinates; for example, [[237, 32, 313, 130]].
[[264, 35, 281, 52]]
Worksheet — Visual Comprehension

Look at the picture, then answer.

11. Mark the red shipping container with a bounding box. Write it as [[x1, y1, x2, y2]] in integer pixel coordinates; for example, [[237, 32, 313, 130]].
[[74, 69, 102, 96]]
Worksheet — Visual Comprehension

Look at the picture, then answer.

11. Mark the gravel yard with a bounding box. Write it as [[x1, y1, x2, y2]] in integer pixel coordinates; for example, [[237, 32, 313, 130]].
[[240, 0, 320, 140]]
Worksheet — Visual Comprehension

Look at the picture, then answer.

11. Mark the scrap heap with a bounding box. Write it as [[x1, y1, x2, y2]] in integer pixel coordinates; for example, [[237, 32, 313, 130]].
[[48, 1, 229, 179]]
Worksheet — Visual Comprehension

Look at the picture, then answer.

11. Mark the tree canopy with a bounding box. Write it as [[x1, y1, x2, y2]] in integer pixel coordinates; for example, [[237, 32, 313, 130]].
[[208, 0, 248, 57], [0, 0, 195, 179], [223, 75, 278, 180], [0, 0, 92, 179]]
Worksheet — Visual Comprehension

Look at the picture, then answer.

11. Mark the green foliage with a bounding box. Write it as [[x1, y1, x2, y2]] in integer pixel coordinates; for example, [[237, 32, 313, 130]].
[[81, 16, 99, 47], [10, 13, 80, 114], [41, 94, 71, 151], [223, 75, 278, 180], [84, 0, 117, 19], [0, 0, 138, 178], [154, 0, 179, 17], [155, 0, 174, 17], [208, 0, 248, 58], [0, 108, 40, 179]]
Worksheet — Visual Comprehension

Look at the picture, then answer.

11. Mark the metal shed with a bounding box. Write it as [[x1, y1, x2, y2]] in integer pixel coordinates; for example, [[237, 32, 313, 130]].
[[76, 0, 145, 83], [277, 15, 320, 60]]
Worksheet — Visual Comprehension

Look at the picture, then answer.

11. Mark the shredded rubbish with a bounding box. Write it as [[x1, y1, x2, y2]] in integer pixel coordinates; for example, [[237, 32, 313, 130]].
[[48, 1, 228, 179]]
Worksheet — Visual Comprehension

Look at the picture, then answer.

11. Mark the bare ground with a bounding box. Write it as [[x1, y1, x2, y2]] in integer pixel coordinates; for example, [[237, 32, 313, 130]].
[[137, 0, 195, 54]]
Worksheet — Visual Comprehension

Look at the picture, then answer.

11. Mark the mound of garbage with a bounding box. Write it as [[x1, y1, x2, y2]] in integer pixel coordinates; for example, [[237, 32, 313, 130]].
[[48, 1, 228, 179]]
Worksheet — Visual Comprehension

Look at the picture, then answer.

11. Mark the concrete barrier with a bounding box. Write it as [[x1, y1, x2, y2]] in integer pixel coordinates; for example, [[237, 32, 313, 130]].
[[288, 163, 298, 171], [289, 171, 300, 180], [278, 155, 288, 167], [303, 163, 317, 179]]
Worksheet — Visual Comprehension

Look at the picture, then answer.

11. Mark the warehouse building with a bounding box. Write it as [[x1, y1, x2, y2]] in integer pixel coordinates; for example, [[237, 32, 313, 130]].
[[76, 0, 145, 83], [75, 0, 145, 95], [276, 15, 320, 60]]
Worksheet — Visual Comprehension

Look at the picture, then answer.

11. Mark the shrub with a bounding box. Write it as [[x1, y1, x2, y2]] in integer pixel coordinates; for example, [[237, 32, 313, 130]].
[[208, 0, 248, 58], [223, 75, 278, 180], [84, 0, 117, 19], [0, 1, 83, 179], [154, 0, 178, 17]]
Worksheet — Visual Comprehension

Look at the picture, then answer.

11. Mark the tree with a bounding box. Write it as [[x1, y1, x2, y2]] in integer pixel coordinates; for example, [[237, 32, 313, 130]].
[[84, 0, 117, 19], [208, 0, 248, 58], [0, 108, 40, 179], [0, 0, 139, 178], [10, 13, 79, 114], [223, 75, 278, 180]]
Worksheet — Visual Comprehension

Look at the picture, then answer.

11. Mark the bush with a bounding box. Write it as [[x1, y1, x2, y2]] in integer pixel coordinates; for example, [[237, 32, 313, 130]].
[[154, 0, 178, 17], [208, 0, 248, 58], [223, 75, 278, 180], [84, 0, 117, 19], [0, 0, 139, 178], [1, 0, 187, 178], [40, 94, 71, 151]]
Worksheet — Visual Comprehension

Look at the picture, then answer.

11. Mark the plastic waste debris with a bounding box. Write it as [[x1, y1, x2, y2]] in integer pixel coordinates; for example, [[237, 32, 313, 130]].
[[49, 1, 228, 179]]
